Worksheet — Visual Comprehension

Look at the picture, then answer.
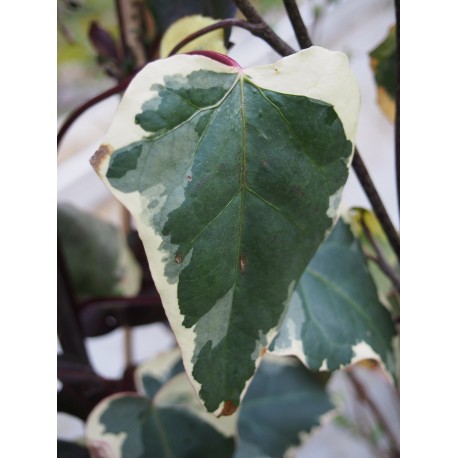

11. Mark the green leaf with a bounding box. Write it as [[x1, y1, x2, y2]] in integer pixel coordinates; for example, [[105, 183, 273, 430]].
[[155, 372, 238, 437], [135, 347, 185, 398], [369, 25, 397, 122], [86, 392, 235, 457], [58, 203, 142, 300], [135, 348, 237, 435], [91, 47, 360, 414], [272, 218, 397, 377], [235, 355, 334, 458]]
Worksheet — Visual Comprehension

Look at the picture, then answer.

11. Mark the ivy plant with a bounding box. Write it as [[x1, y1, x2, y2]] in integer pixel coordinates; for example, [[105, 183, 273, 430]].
[[58, 0, 400, 456]]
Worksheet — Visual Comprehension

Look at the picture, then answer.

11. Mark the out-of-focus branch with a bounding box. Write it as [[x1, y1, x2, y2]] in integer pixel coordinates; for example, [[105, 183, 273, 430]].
[[232, 0, 296, 56], [282, 0, 313, 49], [57, 76, 134, 149]]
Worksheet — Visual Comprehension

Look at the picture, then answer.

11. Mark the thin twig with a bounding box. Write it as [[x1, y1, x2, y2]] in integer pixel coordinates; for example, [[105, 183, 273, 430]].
[[120, 204, 133, 367], [282, 0, 313, 49], [232, 0, 296, 56], [353, 150, 400, 258], [121, 0, 147, 66], [57, 76, 134, 149], [366, 255, 400, 292], [347, 369, 400, 458], [114, 0, 129, 60], [168, 19, 264, 56]]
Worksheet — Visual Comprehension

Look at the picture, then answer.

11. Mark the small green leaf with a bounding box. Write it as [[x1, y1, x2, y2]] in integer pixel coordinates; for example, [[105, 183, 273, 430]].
[[370, 25, 397, 121], [91, 48, 360, 414], [58, 203, 142, 300], [272, 218, 397, 377], [235, 355, 334, 458], [86, 393, 235, 457]]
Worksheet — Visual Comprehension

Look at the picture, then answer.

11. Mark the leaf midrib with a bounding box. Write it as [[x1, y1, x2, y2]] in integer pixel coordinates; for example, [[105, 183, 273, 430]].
[[184, 77, 309, 254]]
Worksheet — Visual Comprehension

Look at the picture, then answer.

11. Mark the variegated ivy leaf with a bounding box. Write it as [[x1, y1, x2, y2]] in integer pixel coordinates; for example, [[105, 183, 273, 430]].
[[235, 355, 334, 458], [86, 392, 234, 458], [155, 372, 237, 438], [58, 203, 142, 300], [271, 218, 397, 379], [135, 347, 184, 398], [135, 347, 237, 437], [91, 47, 360, 415]]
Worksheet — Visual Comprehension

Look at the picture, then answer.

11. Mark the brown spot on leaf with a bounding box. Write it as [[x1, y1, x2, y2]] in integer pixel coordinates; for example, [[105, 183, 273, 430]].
[[187, 175, 192, 182], [239, 256, 247, 272], [218, 400, 238, 417], [356, 358, 379, 370], [260, 347, 267, 357], [90, 144, 113, 173], [175, 254, 182, 264]]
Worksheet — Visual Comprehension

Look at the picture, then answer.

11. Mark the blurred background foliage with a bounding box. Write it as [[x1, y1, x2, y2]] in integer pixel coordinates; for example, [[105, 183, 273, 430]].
[[58, 0, 119, 116], [57, 0, 308, 117]]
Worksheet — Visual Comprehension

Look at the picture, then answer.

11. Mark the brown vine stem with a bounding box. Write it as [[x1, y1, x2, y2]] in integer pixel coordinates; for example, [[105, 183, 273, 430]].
[[346, 369, 400, 458], [353, 150, 400, 258], [367, 254, 400, 291], [57, 76, 135, 149], [232, 0, 296, 56], [283, 0, 313, 49], [120, 0, 147, 66], [114, 0, 129, 60], [234, 0, 400, 259]]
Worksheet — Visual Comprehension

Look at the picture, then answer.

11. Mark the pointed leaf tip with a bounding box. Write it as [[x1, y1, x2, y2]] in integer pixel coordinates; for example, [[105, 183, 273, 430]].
[[219, 400, 238, 417]]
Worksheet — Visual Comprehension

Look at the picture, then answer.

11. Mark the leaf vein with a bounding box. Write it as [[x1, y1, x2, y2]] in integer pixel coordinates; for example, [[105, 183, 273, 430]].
[[249, 83, 333, 196], [146, 75, 241, 143], [246, 187, 304, 233], [306, 268, 387, 349]]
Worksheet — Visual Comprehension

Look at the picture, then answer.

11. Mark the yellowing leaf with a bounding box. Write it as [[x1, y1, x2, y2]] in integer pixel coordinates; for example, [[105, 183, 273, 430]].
[[160, 15, 226, 58], [375, 85, 395, 122]]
